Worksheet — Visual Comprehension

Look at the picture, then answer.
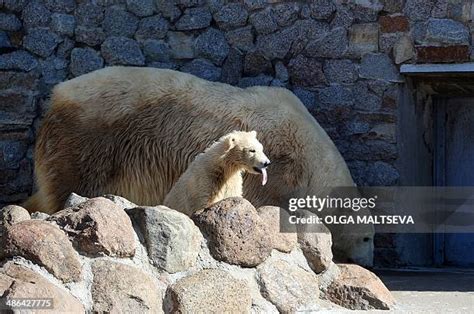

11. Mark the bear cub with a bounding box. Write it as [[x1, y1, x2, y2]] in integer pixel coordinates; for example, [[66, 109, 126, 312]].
[[164, 130, 270, 216]]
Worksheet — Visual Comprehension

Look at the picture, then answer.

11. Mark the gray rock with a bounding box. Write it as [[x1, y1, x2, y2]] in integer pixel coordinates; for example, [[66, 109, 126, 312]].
[[225, 26, 254, 52], [70, 48, 104, 77], [324, 59, 358, 84], [354, 81, 382, 111], [128, 206, 202, 273], [310, 0, 336, 20], [272, 3, 299, 27], [0, 50, 38, 72], [103, 195, 137, 210], [148, 61, 178, 70], [44, 0, 76, 13], [126, 0, 155, 17], [290, 19, 330, 55], [382, 0, 404, 13], [221, 48, 243, 85], [275, 61, 288, 82], [75, 3, 104, 26], [359, 53, 402, 82], [214, 3, 248, 30], [425, 18, 469, 45], [353, 0, 383, 22], [178, 0, 205, 8], [288, 55, 326, 87], [0, 31, 11, 49], [244, 51, 272, 76], [194, 28, 229, 65], [1, 205, 30, 231], [181, 59, 222, 82], [366, 161, 399, 186], [257, 258, 319, 313], [168, 32, 194, 59], [40, 56, 68, 84], [331, 5, 354, 29], [30, 212, 50, 220], [22, 1, 51, 28], [379, 32, 401, 53], [101, 36, 145, 66], [50, 13, 75, 36], [176, 7, 212, 30], [143, 39, 170, 62], [404, 0, 433, 21], [75, 26, 106, 46], [249, 8, 278, 35], [64, 193, 89, 208], [57, 37, 75, 58], [293, 87, 317, 111], [256, 27, 296, 60], [243, 0, 266, 11], [155, 0, 181, 22], [135, 15, 169, 41], [0, 13, 22, 32], [23, 28, 61, 58], [103, 6, 139, 38], [305, 27, 348, 58], [3, 0, 28, 12], [346, 120, 371, 135], [238, 74, 273, 88], [257, 206, 297, 253], [412, 21, 428, 45], [318, 85, 354, 109]]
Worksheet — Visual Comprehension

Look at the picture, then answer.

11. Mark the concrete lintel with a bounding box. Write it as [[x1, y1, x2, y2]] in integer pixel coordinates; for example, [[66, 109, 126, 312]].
[[401, 63, 474, 75]]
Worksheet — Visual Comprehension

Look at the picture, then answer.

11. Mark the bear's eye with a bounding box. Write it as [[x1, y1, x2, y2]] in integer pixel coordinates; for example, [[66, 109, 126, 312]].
[[249, 149, 256, 153], [363, 237, 370, 242]]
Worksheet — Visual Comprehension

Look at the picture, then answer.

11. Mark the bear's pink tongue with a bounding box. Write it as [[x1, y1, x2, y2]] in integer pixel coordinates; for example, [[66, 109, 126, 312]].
[[261, 168, 268, 186]]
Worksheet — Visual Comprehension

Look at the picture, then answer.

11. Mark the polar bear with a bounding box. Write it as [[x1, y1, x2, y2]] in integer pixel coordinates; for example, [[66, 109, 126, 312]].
[[25, 67, 374, 266], [164, 130, 270, 216]]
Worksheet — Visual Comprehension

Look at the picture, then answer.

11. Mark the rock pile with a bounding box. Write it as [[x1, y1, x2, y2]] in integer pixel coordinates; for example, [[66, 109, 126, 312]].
[[0, 195, 394, 312]]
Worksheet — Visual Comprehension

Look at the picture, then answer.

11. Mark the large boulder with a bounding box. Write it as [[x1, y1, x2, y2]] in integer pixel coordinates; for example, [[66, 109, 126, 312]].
[[91, 259, 165, 313], [325, 264, 395, 310], [192, 197, 273, 267], [0, 262, 84, 312], [0, 205, 30, 228], [257, 206, 297, 253], [49, 197, 136, 257], [257, 258, 320, 313], [2, 220, 82, 282], [128, 206, 202, 273], [165, 269, 252, 313]]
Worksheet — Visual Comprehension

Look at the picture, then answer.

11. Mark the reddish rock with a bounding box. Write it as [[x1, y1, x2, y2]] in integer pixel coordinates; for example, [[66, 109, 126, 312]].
[[257, 206, 297, 253], [92, 260, 164, 313], [0, 262, 84, 312], [326, 264, 395, 310], [50, 197, 135, 257], [379, 15, 409, 33], [416, 45, 470, 63], [192, 197, 272, 267], [166, 269, 251, 313], [4, 220, 82, 282]]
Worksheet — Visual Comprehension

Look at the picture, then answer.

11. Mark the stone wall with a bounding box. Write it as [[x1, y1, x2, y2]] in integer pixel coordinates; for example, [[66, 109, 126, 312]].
[[1, 0, 473, 266]]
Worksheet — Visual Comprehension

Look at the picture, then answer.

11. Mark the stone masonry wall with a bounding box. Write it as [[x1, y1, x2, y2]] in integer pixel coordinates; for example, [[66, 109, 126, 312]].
[[1, 0, 473, 266]]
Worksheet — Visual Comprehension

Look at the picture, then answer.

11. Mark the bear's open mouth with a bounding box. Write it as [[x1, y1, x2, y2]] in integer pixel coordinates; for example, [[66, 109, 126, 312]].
[[253, 167, 263, 174]]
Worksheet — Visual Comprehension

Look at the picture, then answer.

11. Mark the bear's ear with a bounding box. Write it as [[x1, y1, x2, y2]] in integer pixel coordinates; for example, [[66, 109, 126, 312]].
[[250, 130, 257, 137], [223, 136, 235, 151]]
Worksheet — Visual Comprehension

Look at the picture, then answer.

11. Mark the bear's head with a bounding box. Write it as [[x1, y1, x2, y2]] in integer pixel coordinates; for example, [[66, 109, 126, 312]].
[[223, 131, 271, 185]]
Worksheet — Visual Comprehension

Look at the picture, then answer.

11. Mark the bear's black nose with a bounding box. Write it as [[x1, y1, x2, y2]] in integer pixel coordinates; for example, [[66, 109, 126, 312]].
[[264, 160, 271, 167]]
